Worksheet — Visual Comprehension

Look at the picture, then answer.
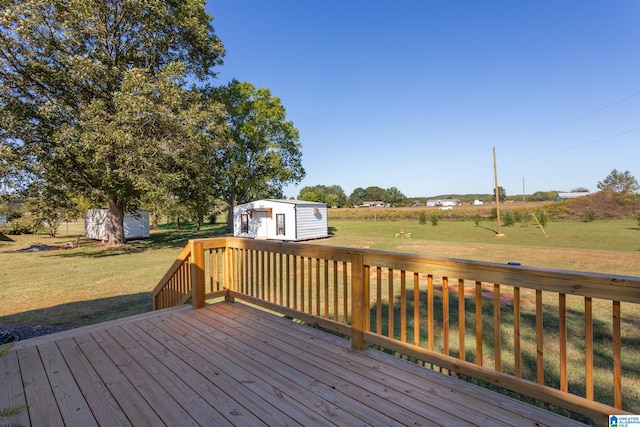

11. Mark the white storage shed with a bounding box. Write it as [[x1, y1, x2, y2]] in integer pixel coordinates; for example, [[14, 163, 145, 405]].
[[85, 209, 150, 240], [233, 199, 328, 241]]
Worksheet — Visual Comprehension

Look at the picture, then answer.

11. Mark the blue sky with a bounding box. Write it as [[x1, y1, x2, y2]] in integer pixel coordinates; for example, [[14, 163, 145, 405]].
[[206, 1, 640, 198]]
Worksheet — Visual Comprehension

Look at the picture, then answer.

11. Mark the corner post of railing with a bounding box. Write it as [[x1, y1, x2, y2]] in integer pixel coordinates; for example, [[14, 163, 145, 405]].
[[351, 251, 366, 350], [190, 239, 205, 309]]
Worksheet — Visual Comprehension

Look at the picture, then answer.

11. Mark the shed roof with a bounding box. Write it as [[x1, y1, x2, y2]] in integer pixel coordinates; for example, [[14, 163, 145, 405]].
[[556, 192, 593, 199], [254, 199, 326, 206]]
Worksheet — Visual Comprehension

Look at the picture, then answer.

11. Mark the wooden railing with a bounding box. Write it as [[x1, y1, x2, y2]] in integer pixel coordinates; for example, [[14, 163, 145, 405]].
[[153, 237, 640, 425]]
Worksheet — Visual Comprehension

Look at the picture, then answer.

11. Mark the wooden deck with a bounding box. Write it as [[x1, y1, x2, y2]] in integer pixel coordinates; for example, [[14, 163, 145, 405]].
[[2, 302, 588, 426]]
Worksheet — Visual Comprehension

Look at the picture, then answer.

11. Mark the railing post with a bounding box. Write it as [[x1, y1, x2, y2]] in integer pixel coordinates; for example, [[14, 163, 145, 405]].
[[351, 252, 366, 350], [224, 239, 234, 302], [191, 240, 205, 309]]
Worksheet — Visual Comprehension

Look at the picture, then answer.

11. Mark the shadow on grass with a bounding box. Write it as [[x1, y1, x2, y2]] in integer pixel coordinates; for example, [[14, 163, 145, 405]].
[[46, 224, 231, 259], [0, 233, 15, 242], [478, 225, 500, 234], [0, 292, 152, 330]]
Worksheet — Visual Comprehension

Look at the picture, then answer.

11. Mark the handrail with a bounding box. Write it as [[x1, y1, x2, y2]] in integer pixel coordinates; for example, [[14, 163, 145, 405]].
[[152, 244, 192, 310], [153, 237, 640, 424]]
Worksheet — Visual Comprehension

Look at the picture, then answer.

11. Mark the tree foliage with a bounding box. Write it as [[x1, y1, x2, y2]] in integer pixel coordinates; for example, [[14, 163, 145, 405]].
[[528, 191, 556, 202], [211, 80, 304, 230], [298, 185, 346, 207], [383, 187, 406, 207], [0, 0, 225, 244], [348, 186, 406, 207], [24, 179, 82, 237], [163, 93, 227, 230], [348, 187, 367, 207], [597, 169, 639, 194]]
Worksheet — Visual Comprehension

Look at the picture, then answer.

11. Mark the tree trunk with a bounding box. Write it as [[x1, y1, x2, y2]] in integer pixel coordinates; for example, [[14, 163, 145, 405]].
[[226, 203, 234, 233], [107, 198, 127, 246], [151, 211, 159, 230]]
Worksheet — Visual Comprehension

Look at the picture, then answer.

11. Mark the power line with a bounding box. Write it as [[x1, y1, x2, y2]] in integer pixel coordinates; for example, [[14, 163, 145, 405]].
[[502, 90, 640, 149], [514, 126, 640, 163]]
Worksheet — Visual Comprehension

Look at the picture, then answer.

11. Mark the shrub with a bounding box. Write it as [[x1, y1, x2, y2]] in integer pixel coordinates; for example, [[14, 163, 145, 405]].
[[534, 208, 548, 227], [637, 212, 640, 227], [473, 217, 481, 227], [430, 213, 439, 226], [502, 210, 515, 226], [513, 210, 523, 223], [418, 211, 428, 225], [6, 217, 41, 235], [490, 207, 498, 221], [585, 207, 597, 222]]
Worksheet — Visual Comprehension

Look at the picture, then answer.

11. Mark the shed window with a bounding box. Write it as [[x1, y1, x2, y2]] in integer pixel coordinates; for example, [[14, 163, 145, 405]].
[[276, 214, 285, 235], [241, 213, 249, 233]]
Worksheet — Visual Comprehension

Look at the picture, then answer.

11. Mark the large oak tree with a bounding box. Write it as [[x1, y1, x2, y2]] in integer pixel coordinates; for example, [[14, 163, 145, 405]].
[[211, 80, 305, 231], [0, 0, 224, 244]]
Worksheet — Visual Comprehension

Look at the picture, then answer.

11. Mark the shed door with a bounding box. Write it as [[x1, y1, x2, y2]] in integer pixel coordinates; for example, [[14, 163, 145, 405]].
[[254, 211, 269, 239]]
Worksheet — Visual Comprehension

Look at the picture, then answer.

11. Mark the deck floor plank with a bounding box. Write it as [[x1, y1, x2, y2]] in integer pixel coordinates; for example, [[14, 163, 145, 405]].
[[16, 346, 65, 426], [55, 337, 133, 427], [90, 327, 199, 427], [183, 307, 442, 426], [145, 314, 309, 426], [141, 314, 293, 426], [73, 331, 165, 426], [37, 340, 98, 427], [215, 302, 571, 427], [116, 322, 239, 426], [132, 318, 272, 426], [0, 348, 29, 426], [168, 310, 380, 426], [3, 302, 588, 427], [204, 303, 501, 426]]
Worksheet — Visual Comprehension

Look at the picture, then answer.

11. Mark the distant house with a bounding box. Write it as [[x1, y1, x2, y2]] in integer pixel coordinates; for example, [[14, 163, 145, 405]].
[[473, 200, 484, 206], [426, 199, 461, 207], [360, 201, 390, 208], [555, 192, 593, 202], [233, 199, 328, 241]]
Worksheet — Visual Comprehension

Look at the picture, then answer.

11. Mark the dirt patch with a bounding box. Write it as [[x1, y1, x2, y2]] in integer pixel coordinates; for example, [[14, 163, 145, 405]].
[[14, 244, 58, 252], [14, 238, 80, 252]]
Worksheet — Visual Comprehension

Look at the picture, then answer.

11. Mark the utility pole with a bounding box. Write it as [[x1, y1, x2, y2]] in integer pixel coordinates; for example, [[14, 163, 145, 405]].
[[493, 147, 504, 237]]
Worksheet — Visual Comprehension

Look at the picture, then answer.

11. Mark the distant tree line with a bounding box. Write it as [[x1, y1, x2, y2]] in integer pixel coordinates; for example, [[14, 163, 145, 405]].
[[296, 169, 639, 209], [297, 185, 407, 207]]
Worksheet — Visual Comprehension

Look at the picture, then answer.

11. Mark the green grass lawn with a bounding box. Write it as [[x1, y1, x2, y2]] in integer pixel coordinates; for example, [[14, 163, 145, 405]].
[[0, 222, 228, 327], [1, 218, 639, 327], [319, 218, 640, 276]]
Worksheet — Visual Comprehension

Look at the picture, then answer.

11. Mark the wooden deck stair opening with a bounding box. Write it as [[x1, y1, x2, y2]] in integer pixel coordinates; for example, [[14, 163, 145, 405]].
[[151, 237, 640, 425]]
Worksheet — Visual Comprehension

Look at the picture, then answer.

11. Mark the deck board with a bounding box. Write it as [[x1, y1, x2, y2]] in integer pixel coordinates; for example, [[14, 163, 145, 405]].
[[2, 302, 587, 426]]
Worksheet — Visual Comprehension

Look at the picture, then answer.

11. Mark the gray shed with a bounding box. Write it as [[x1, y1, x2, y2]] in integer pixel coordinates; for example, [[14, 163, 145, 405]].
[[233, 199, 328, 241], [85, 209, 150, 240]]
